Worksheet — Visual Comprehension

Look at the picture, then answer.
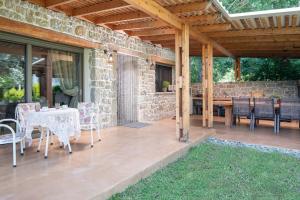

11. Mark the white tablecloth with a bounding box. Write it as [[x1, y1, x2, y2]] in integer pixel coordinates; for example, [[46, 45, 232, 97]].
[[25, 108, 81, 146]]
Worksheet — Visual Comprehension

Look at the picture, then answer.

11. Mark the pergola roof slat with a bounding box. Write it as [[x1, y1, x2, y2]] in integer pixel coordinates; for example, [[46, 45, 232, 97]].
[[23, 0, 300, 58]]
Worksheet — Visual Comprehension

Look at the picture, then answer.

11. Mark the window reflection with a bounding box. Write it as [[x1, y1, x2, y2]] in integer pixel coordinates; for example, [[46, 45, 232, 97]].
[[0, 41, 25, 120]]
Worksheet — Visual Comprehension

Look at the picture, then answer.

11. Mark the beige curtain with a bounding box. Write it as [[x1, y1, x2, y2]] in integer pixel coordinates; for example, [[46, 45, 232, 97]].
[[50, 50, 79, 108]]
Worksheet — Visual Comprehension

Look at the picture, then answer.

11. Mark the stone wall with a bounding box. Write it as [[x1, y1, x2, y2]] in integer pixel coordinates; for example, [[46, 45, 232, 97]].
[[89, 48, 118, 128], [192, 80, 300, 98], [137, 58, 176, 122], [0, 0, 176, 127]]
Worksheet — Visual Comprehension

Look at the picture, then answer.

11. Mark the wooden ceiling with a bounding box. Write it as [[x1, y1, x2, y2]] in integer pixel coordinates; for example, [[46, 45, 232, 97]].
[[25, 0, 300, 58]]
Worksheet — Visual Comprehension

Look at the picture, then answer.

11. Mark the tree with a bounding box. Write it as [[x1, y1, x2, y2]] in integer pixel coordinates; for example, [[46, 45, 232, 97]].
[[189, 1, 300, 83]]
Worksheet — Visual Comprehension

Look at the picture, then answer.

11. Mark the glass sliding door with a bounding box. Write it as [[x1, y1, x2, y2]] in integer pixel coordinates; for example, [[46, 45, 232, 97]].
[[0, 41, 25, 120], [32, 46, 80, 107]]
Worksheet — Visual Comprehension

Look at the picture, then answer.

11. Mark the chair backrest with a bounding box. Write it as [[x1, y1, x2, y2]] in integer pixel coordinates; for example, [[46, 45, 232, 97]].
[[253, 98, 275, 119], [78, 102, 99, 124], [232, 97, 251, 116], [15, 102, 40, 128], [280, 98, 300, 120]]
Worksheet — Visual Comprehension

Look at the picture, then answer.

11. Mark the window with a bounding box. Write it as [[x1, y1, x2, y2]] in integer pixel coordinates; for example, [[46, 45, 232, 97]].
[[155, 64, 172, 92], [32, 46, 80, 107], [0, 41, 25, 119], [0, 32, 83, 121]]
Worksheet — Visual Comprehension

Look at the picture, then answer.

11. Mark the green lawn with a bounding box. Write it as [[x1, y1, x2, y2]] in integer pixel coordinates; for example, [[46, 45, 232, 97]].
[[111, 142, 300, 200]]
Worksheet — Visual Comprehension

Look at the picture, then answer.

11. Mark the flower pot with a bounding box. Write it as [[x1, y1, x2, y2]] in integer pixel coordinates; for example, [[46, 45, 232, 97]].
[[162, 88, 167, 92]]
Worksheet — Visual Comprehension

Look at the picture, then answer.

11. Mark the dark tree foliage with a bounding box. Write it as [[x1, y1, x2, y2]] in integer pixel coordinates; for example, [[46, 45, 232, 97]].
[[191, 57, 300, 83], [190, 0, 300, 83]]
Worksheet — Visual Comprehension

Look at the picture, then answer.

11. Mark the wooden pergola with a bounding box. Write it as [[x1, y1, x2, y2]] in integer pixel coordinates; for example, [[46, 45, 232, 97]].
[[25, 0, 300, 141]]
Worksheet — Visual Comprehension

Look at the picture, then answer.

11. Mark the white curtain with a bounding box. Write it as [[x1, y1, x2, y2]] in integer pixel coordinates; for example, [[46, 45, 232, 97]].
[[50, 50, 79, 108]]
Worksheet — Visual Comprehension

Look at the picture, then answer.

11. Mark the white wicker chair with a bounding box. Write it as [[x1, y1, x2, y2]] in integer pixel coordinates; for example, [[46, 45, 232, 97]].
[[78, 102, 101, 147], [15, 103, 41, 149], [0, 119, 25, 167]]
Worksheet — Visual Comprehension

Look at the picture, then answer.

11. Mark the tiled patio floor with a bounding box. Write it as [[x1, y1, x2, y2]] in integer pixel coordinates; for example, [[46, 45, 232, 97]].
[[0, 119, 212, 200], [191, 116, 300, 150]]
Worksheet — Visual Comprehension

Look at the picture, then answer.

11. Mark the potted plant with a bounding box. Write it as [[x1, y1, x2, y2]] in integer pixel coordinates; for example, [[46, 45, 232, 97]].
[[162, 81, 170, 92]]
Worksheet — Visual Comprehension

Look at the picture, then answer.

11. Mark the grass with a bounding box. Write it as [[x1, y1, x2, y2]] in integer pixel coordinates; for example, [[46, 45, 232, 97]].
[[111, 142, 300, 200]]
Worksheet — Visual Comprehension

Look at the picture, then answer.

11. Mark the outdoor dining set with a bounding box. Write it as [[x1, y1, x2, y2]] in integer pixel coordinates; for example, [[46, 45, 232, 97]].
[[0, 102, 101, 167], [193, 96, 300, 133], [232, 97, 300, 133]]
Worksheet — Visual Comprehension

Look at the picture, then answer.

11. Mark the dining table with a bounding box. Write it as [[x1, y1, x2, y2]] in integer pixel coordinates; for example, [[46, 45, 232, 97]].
[[24, 107, 81, 158], [192, 97, 280, 128]]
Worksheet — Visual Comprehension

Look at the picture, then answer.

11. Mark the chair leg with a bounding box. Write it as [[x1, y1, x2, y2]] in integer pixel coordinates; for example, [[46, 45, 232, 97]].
[[90, 129, 94, 148], [13, 141, 16, 167], [22, 139, 26, 151], [50, 132, 54, 145], [67, 142, 72, 154], [250, 115, 255, 131], [274, 116, 277, 134], [44, 129, 50, 159], [97, 127, 101, 142], [20, 140, 24, 156], [277, 115, 280, 134], [37, 129, 44, 152]]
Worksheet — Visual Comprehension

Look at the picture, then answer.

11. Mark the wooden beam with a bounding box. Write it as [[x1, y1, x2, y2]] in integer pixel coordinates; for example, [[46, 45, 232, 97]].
[[167, 1, 210, 13], [128, 29, 175, 36], [234, 57, 241, 81], [121, 0, 233, 57], [194, 23, 232, 33], [45, 0, 74, 8], [150, 55, 175, 66], [122, 0, 183, 29], [111, 14, 219, 31], [0, 16, 100, 49], [72, 0, 130, 17], [112, 20, 166, 31], [183, 14, 219, 24], [140, 35, 175, 41], [202, 42, 213, 128], [181, 23, 190, 141], [209, 27, 300, 38], [94, 11, 149, 24]]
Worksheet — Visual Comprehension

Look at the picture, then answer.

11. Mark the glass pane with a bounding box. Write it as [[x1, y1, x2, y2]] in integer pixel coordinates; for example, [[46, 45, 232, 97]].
[[32, 46, 80, 108], [0, 41, 25, 120]]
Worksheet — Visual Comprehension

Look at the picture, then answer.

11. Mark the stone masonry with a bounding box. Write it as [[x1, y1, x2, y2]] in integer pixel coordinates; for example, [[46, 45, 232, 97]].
[[0, 0, 176, 127], [137, 58, 176, 122], [192, 80, 300, 99]]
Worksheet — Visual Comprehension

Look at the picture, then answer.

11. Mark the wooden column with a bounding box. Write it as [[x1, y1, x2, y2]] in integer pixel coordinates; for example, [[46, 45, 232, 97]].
[[181, 24, 190, 141], [175, 24, 189, 142], [202, 43, 213, 128], [175, 29, 182, 140], [234, 57, 241, 81]]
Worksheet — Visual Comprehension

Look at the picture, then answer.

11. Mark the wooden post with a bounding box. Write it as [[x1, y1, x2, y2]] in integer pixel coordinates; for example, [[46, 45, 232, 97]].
[[234, 57, 241, 81], [202, 43, 213, 128], [175, 30, 182, 140], [181, 24, 190, 141], [175, 24, 189, 142]]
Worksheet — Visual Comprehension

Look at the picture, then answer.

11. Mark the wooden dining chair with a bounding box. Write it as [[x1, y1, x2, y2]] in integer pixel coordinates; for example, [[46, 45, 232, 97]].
[[277, 98, 300, 133], [232, 97, 252, 128], [252, 98, 277, 133]]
